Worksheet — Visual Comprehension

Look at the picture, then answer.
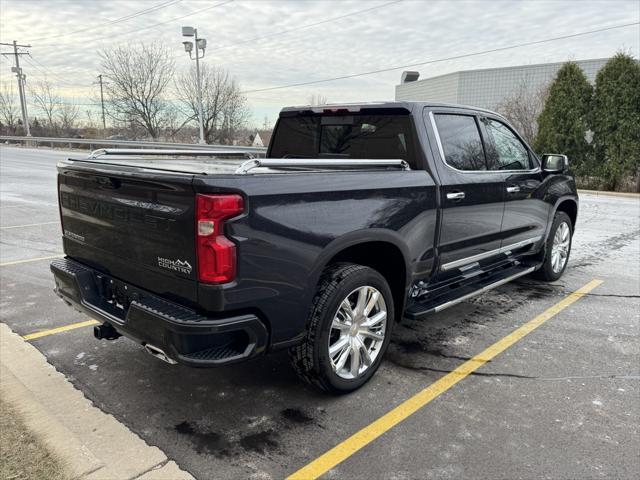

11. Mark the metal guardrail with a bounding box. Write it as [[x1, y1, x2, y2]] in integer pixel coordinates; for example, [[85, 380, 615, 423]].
[[0, 135, 267, 155]]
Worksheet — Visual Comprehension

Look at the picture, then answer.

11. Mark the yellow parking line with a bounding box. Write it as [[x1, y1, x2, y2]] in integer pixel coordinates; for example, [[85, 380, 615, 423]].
[[1, 221, 59, 230], [287, 278, 603, 480], [0, 254, 64, 267], [23, 320, 100, 341]]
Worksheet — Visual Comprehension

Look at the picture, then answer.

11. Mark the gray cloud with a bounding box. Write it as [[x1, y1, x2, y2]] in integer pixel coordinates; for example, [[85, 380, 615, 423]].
[[1, 0, 638, 124]]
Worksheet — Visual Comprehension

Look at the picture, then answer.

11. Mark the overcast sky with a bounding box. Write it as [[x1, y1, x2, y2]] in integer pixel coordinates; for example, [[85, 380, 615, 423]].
[[1, 0, 638, 126]]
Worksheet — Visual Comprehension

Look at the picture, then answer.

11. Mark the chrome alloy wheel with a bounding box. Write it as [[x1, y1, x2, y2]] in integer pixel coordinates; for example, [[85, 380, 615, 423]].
[[551, 221, 570, 273], [328, 286, 388, 380]]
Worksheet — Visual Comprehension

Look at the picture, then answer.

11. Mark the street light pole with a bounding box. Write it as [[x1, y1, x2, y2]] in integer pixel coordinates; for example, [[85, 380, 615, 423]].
[[182, 26, 206, 145], [193, 29, 205, 145]]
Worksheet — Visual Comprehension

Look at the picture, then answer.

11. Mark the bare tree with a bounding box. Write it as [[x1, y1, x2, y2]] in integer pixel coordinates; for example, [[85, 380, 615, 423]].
[[307, 93, 328, 105], [84, 109, 97, 130], [30, 79, 60, 130], [496, 77, 549, 145], [58, 103, 79, 134], [162, 104, 192, 142], [219, 89, 250, 144], [175, 64, 249, 144], [99, 42, 175, 139], [0, 82, 20, 132]]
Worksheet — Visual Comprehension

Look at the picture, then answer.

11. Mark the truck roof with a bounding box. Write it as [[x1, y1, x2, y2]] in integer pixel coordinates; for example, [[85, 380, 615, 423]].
[[280, 101, 501, 117]]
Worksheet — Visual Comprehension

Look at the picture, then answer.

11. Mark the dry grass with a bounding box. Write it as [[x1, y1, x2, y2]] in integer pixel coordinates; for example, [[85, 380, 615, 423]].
[[0, 398, 69, 480]]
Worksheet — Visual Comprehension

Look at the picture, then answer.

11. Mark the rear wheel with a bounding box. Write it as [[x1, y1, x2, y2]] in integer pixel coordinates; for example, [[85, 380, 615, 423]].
[[290, 263, 394, 394], [534, 211, 573, 281]]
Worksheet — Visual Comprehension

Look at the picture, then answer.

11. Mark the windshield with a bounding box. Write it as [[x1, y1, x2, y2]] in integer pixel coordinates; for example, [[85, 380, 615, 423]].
[[269, 114, 417, 165]]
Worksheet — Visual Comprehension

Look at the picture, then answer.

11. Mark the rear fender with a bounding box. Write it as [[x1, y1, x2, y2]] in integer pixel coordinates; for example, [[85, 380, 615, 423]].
[[305, 229, 412, 312]]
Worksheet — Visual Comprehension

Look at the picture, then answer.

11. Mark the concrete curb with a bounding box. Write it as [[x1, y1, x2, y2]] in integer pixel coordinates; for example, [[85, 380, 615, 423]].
[[577, 189, 640, 198], [0, 323, 194, 480]]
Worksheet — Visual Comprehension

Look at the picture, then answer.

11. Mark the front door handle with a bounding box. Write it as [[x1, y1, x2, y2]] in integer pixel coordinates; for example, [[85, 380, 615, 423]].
[[506, 186, 521, 193], [446, 191, 466, 200]]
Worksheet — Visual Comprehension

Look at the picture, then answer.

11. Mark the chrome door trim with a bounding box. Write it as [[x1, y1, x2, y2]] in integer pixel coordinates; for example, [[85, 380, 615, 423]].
[[440, 235, 543, 272], [433, 266, 536, 312], [429, 111, 447, 164]]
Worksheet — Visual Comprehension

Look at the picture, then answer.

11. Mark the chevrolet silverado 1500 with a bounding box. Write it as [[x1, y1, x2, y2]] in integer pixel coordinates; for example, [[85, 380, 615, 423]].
[[51, 102, 578, 393]]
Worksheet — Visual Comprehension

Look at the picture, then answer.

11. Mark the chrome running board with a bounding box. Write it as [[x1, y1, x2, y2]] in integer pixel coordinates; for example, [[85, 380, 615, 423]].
[[405, 264, 537, 320], [433, 266, 535, 313]]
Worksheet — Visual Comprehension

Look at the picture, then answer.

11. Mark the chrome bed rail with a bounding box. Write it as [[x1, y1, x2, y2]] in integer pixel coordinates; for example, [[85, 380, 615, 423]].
[[85, 149, 411, 174], [88, 148, 256, 159], [235, 158, 410, 174]]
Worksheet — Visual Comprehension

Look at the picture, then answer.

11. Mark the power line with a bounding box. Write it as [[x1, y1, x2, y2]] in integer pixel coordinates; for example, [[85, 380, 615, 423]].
[[31, 101, 100, 107], [83, 0, 234, 46], [102, 0, 234, 45], [208, 0, 403, 53], [241, 21, 640, 94], [170, 0, 401, 61], [30, 0, 183, 42], [22, 56, 87, 88]]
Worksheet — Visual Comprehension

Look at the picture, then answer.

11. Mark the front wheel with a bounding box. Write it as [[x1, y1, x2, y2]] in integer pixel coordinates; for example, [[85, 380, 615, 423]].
[[290, 263, 394, 394], [534, 211, 573, 281]]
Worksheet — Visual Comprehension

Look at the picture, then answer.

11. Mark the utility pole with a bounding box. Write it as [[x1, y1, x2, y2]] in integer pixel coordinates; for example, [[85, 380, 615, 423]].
[[1, 40, 31, 136], [96, 74, 106, 130]]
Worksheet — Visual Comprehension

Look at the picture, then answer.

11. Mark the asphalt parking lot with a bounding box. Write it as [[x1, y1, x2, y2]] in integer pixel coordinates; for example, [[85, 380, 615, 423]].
[[1, 145, 639, 479]]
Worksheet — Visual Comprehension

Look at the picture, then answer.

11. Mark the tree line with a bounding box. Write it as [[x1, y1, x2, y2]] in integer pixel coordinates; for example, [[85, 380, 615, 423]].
[[0, 41, 251, 145], [498, 52, 640, 192]]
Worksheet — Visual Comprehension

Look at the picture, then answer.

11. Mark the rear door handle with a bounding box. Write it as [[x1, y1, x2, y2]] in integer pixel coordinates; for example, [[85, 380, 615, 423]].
[[446, 192, 466, 200], [506, 186, 520, 193]]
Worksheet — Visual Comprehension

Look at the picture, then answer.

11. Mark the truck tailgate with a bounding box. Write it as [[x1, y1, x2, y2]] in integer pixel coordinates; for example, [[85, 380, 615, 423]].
[[57, 159, 199, 305]]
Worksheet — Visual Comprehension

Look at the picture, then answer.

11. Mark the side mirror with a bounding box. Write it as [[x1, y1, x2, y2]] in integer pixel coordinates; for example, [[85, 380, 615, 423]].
[[541, 154, 568, 173]]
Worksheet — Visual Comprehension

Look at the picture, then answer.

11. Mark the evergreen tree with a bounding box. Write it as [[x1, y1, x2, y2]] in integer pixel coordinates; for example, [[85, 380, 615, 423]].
[[535, 62, 593, 173], [592, 52, 640, 191]]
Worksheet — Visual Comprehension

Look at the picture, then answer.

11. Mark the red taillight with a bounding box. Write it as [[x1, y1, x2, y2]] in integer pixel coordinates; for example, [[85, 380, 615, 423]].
[[195, 194, 244, 284]]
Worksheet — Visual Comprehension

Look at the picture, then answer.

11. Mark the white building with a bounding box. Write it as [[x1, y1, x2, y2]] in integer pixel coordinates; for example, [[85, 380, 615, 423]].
[[395, 58, 609, 110]]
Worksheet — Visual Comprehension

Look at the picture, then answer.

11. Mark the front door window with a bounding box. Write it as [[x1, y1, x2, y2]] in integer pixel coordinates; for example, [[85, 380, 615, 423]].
[[484, 119, 531, 171]]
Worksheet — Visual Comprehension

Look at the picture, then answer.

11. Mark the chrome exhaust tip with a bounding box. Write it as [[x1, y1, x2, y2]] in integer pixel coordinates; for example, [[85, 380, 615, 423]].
[[144, 344, 178, 365]]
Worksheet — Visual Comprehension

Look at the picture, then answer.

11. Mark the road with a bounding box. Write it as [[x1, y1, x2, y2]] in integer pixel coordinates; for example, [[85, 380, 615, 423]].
[[1, 145, 639, 479]]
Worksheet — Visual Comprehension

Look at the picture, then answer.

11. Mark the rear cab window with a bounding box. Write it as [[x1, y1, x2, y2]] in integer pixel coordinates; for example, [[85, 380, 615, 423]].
[[433, 114, 487, 171], [269, 114, 418, 167]]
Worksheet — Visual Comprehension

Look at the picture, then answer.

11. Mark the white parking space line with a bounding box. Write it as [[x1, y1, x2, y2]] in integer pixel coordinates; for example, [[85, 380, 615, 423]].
[[0, 254, 64, 267], [0, 221, 59, 230]]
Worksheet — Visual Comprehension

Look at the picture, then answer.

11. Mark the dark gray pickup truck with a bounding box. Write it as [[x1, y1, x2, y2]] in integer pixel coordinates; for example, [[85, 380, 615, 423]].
[[51, 102, 578, 393]]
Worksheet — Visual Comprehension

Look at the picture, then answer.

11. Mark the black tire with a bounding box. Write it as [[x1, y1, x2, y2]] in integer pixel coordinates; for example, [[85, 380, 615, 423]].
[[533, 211, 573, 281], [289, 263, 395, 394]]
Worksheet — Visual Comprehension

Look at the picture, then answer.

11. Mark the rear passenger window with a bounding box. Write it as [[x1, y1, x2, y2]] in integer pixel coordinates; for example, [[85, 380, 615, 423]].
[[434, 114, 487, 171], [484, 119, 532, 170]]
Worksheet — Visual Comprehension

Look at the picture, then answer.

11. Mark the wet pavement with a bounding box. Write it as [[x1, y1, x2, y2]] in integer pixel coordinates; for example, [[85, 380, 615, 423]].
[[1, 146, 638, 479]]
